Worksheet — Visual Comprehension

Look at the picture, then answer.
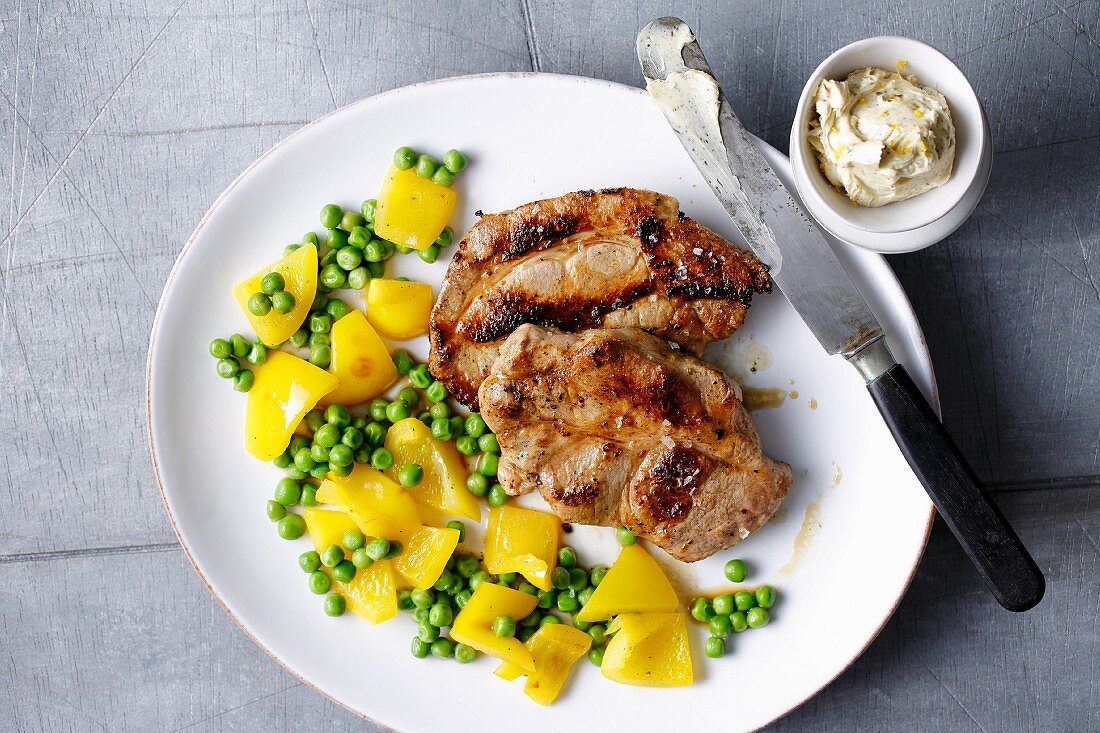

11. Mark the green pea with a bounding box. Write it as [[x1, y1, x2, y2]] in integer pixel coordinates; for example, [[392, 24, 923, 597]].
[[303, 232, 320, 247], [299, 551, 321, 573], [323, 593, 346, 617], [492, 615, 516, 638], [332, 560, 356, 583], [309, 313, 331, 334], [416, 244, 440, 264], [520, 610, 542, 629], [394, 244, 412, 255], [517, 582, 539, 597], [322, 404, 348, 428], [429, 418, 452, 441], [455, 436, 479, 457], [320, 263, 346, 289], [415, 155, 438, 179], [310, 462, 331, 480], [709, 614, 733, 638], [550, 566, 570, 590], [429, 603, 454, 628], [277, 513, 306, 540], [755, 585, 777, 609], [284, 243, 301, 256], [360, 198, 377, 222], [568, 568, 589, 592], [588, 645, 605, 666], [690, 597, 715, 622], [724, 558, 747, 583], [293, 449, 315, 473], [431, 167, 455, 188], [393, 386, 417, 407], [431, 638, 455, 659], [444, 520, 465, 543], [271, 290, 296, 314], [320, 544, 343, 568], [464, 413, 487, 438], [486, 483, 507, 507], [455, 555, 479, 579], [288, 328, 309, 348], [364, 537, 390, 561], [311, 444, 331, 464], [730, 611, 748, 633], [340, 210, 364, 232], [216, 357, 240, 380], [469, 571, 492, 591], [325, 299, 351, 322], [734, 591, 757, 612], [410, 588, 435, 610], [537, 615, 560, 629], [746, 607, 770, 628], [274, 478, 302, 506], [419, 382, 445, 406], [448, 416, 466, 437], [320, 204, 343, 228], [328, 444, 353, 468], [233, 370, 254, 392], [345, 266, 369, 290], [394, 146, 417, 170], [260, 272, 285, 295], [429, 403, 451, 421], [312, 423, 338, 448], [340, 529, 365, 552], [411, 637, 431, 658], [390, 349, 414, 374], [285, 467, 308, 481], [378, 240, 396, 259], [435, 227, 454, 249], [363, 241, 384, 262], [386, 400, 411, 423], [572, 616, 592, 631], [362, 447, 391, 472], [310, 291, 329, 312], [433, 568, 456, 592], [409, 364, 433, 388], [242, 344, 265, 367], [229, 334, 250, 358], [396, 590, 414, 610], [341, 427, 363, 450], [590, 565, 608, 588], [443, 149, 467, 174], [616, 526, 638, 546], [266, 499, 286, 521], [498, 572, 518, 585], [556, 592, 580, 614], [365, 422, 388, 447], [478, 433, 500, 454], [479, 453, 499, 477], [308, 570, 332, 595], [413, 606, 431, 624], [348, 225, 370, 249], [417, 620, 440, 643], [300, 484, 318, 507], [367, 261, 385, 278], [209, 338, 231, 359], [454, 643, 476, 664], [398, 463, 423, 487], [273, 452, 293, 469], [705, 636, 725, 658], [712, 593, 735, 616], [351, 547, 374, 569], [577, 587, 595, 606], [586, 623, 607, 646]]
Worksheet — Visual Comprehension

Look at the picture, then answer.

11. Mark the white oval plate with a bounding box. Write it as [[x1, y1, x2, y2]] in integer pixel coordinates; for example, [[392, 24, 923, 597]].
[[148, 73, 935, 733]]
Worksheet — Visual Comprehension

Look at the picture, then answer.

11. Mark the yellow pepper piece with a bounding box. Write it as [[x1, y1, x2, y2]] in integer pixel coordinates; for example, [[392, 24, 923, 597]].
[[575, 543, 679, 622], [495, 661, 525, 681], [483, 505, 559, 591], [394, 525, 460, 589], [365, 279, 433, 340], [340, 557, 398, 624], [374, 163, 457, 250], [385, 418, 480, 521], [522, 625, 593, 705], [314, 479, 341, 506], [303, 506, 359, 550], [600, 612, 693, 687], [331, 464, 422, 540], [232, 243, 317, 346], [245, 350, 337, 461], [451, 583, 539, 672], [321, 310, 397, 406]]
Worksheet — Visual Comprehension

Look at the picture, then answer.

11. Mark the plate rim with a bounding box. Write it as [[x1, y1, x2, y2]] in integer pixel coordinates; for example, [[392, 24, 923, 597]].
[[146, 71, 937, 733]]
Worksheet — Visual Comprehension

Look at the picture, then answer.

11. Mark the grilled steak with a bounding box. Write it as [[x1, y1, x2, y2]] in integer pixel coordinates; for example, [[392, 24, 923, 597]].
[[478, 325, 792, 562], [430, 188, 771, 409]]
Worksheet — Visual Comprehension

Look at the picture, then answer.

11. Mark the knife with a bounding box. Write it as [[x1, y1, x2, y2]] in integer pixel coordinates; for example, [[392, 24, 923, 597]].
[[637, 17, 1044, 611]]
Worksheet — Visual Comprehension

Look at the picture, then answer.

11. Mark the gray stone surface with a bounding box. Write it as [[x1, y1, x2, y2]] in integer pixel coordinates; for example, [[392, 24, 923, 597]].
[[0, 0, 1096, 730]]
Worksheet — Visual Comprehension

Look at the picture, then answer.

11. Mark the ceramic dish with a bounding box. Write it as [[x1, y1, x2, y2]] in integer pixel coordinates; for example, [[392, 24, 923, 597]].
[[148, 73, 936, 733], [789, 36, 991, 253]]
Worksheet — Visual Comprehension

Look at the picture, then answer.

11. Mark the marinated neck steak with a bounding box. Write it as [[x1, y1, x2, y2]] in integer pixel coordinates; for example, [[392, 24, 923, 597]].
[[430, 188, 771, 409], [478, 325, 792, 562]]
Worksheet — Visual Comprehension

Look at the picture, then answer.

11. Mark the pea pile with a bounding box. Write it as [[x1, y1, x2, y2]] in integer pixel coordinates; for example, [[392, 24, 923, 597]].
[[396, 531, 626, 666], [247, 271, 297, 317], [393, 145, 467, 188], [689, 559, 777, 658], [207, 332, 269, 392], [298, 530, 406, 618]]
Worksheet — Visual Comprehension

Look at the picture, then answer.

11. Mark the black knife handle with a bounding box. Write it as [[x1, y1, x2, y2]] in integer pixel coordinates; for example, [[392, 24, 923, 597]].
[[867, 364, 1045, 611]]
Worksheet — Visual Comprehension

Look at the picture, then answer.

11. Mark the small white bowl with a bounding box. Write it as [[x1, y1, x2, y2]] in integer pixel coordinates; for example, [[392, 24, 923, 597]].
[[789, 36, 991, 253]]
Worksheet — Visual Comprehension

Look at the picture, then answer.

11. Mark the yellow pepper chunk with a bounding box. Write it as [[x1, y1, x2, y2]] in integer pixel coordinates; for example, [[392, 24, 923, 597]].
[[484, 505, 560, 591], [374, 163, 457, 250], [601, 613, 693, 687], [394, 525, 460, 589], [321, 310, 396, 406], [340, 557, 398, 624], [575, 543, 679, 622], [331, 464, 422, 540], [314, 479, 341, 506], [232, 243, 317, 346], [365, 279, 433, 340], [522, 625, 593, 705], [245, 350, 337, 461], [303, 506, 359, 550], [451, 583, 539, 672], [385, 418, 480, 521]]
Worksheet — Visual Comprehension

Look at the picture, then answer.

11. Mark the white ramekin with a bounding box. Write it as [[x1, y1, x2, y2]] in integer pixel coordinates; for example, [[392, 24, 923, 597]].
[[789, 36, 991, 254]]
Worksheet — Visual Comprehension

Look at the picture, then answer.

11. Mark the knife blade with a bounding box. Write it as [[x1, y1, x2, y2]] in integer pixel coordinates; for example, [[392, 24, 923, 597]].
[[638, 17, 1044, 612]]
